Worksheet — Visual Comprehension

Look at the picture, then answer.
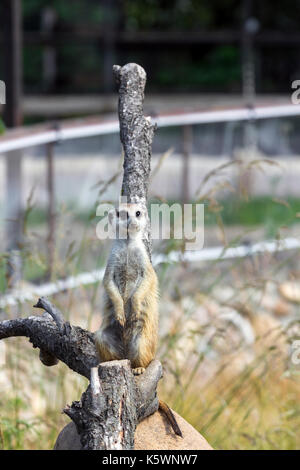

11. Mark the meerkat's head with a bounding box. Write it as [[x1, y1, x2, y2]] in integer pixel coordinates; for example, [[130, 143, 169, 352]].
[[109, 202, 147, 240]]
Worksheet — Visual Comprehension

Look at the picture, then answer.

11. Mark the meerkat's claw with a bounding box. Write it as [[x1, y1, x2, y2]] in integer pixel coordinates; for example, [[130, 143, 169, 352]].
[[132, 367, 145, 375], [116, 315, 125, 328]]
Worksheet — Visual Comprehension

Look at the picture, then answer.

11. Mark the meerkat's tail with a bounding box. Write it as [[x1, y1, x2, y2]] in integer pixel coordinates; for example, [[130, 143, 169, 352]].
[[158, 400, 183, 437]]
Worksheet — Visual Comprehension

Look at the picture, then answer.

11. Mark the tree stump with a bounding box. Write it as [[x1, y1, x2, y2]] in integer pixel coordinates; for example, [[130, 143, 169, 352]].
[[54, 410, 213, 451]]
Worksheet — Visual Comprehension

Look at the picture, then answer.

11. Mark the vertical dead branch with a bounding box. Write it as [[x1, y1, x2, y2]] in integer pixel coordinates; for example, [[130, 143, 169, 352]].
[[113, 63, 155, 257], [181, 124, 193, 204]]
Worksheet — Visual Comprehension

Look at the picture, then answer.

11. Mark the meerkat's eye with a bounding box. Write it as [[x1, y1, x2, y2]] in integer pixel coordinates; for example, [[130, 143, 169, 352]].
[[136, 211, 141, 217], [116, 210, 119, 218]]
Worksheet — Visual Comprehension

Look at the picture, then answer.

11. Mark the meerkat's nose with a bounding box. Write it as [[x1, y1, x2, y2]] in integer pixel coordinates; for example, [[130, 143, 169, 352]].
[[128, 216, 138, 229]]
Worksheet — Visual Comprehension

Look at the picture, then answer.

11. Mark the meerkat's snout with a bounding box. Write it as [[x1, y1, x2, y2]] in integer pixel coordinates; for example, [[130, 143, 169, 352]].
[[113, 203, 145, 237], [128, 217, 140, 232], [128, 226, 139, 234]]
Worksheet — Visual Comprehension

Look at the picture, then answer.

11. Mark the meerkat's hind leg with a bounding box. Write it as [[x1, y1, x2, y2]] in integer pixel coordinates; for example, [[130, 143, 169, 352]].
[[132, 367, 145, 375]]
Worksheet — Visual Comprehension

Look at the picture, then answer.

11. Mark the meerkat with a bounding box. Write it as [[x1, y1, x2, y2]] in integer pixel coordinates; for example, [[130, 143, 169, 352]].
[[95, 202, 182, 437]]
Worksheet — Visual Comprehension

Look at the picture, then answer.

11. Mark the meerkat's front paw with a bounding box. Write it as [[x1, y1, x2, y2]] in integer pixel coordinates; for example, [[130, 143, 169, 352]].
[[116, 312, 125, 328], [132, 367, 145, 375]]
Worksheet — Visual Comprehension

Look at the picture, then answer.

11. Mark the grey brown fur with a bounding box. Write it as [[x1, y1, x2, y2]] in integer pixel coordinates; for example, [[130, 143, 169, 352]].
[[95, 203, 159, 372]]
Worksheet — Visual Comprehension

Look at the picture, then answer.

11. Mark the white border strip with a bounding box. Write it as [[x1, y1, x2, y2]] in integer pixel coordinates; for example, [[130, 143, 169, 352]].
[[0, 104, 300, 154], [1, 237, 299, 309]]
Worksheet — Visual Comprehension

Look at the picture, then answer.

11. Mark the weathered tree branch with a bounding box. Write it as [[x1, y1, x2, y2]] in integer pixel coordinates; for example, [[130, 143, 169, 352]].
[[0, 300, 98, 378]]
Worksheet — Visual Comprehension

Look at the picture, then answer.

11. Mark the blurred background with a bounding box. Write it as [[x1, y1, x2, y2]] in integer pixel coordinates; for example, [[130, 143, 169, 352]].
[[0, 0, 300, 451]]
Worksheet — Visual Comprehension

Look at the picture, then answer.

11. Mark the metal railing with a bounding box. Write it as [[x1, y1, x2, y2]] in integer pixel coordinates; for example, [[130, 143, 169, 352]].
[[0, 102, 299, 289], [0, 103, 299, 154]]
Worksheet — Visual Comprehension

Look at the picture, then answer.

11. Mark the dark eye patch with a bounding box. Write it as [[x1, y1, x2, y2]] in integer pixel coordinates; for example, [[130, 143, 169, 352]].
[[136, 211, 141, 217]]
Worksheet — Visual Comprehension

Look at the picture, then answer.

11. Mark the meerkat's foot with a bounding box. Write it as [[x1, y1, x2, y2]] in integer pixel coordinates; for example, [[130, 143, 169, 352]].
[[132, 367, 145, 375]]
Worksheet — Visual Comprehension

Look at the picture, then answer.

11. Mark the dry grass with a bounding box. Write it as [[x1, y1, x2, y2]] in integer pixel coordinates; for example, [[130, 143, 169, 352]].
[[0, 274, 299, 450], [0, 157, 300, 450]]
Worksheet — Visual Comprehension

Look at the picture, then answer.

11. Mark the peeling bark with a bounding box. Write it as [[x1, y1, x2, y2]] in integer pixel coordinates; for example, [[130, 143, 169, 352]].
[[64, 360, 137, 450]]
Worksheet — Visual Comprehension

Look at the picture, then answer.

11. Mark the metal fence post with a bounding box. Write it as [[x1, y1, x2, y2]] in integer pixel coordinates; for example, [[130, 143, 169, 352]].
[[3, 0, 23, 289], [46, 142, 55, 279], [240, 0, 259, 197], [41, 7, 57, 92], [182, 125, 193, 204], [5, 150, 23, 288], [102, 0, 117, 93]]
